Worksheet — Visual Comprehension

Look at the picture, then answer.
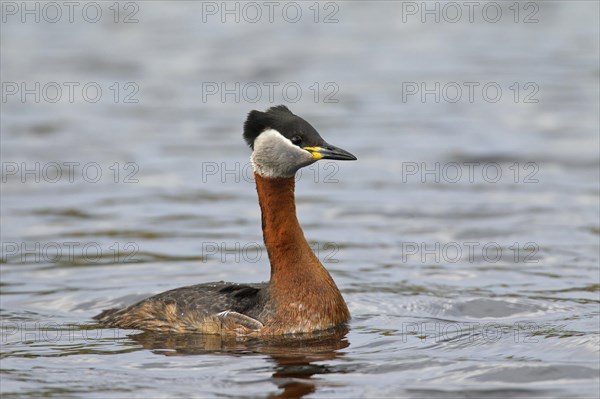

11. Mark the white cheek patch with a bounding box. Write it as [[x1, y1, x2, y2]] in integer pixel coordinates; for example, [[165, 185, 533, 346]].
[[251, 129, 317, 178]]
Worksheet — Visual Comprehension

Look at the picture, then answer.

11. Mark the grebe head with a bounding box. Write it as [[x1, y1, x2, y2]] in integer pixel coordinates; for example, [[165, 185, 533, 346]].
[[244, 105, 357, 178]]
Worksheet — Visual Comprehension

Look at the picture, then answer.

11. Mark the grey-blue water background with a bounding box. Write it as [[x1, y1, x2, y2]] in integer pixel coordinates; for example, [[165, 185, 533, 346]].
[[1, 2, 599, 398]]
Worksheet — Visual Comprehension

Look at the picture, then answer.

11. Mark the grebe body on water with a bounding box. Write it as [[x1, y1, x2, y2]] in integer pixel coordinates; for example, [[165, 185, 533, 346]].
[[94, 105, 356, 335]]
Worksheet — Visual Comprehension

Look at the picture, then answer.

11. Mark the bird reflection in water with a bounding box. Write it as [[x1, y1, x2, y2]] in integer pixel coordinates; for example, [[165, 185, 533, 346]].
[[125, 326, 350, 398]]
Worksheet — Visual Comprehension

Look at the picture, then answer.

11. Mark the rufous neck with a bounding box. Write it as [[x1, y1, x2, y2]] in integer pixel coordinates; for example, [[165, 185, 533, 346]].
[[254, 173, 317, 275], [253, 172, 350, 329]]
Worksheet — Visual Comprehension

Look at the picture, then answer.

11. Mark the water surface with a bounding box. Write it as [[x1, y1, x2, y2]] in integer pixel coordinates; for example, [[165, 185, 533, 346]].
[[1, 2, 599, 398]]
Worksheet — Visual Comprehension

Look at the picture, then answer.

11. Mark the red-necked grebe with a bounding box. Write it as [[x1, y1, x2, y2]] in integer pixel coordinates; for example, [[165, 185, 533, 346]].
[[94, 105, 357, 335]]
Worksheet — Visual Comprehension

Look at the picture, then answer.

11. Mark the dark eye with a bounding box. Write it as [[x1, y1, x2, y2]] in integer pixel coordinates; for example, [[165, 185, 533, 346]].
[[291, 136, 302, 146]]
